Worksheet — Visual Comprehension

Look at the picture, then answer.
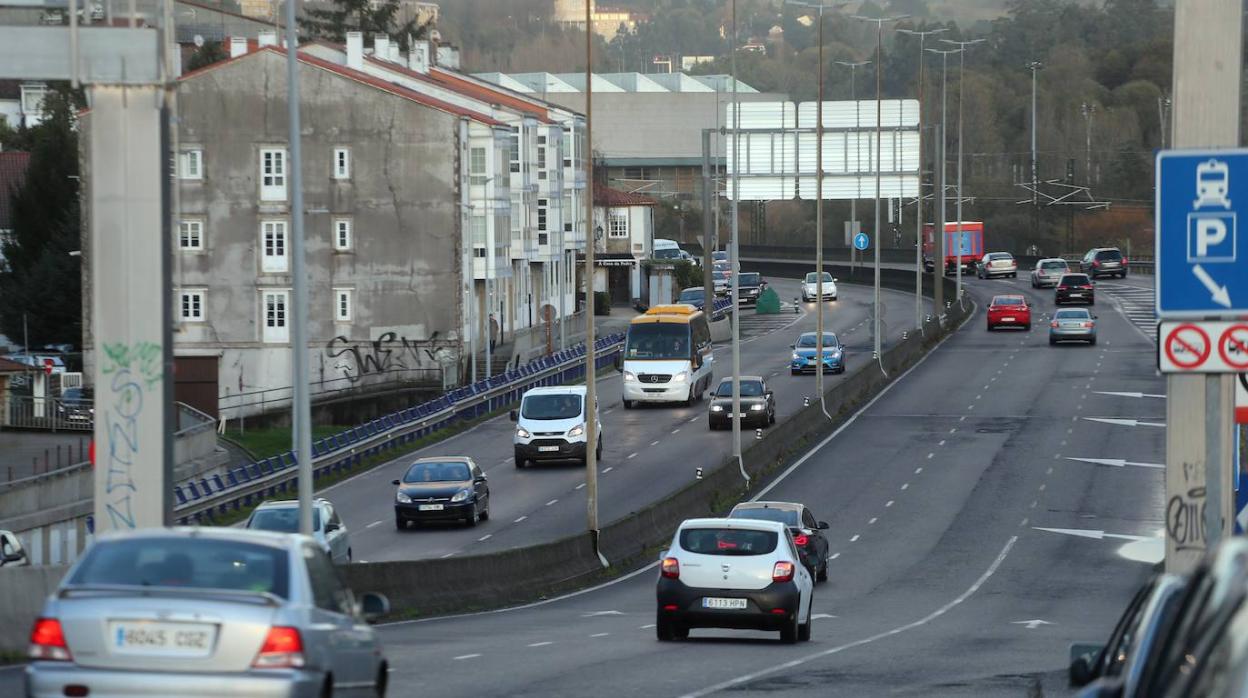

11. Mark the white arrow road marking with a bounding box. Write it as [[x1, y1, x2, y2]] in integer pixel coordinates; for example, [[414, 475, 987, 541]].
[[1193, 264, 1233, 308], [811, 613, 837, 620], [1065, 457, 1165, 470], [1011, 619, 1053, 630], [1082, 417, 1166, 428], [581, 611, 624, 617], [1033, 526, 1153, 542], [1094, 391, 1166, 399]]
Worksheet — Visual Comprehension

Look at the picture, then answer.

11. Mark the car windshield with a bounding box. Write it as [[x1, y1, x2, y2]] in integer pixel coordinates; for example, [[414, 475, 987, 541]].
[[403, 461, 471, 483], [713, 262, 730, 271], [653, 248, 682, 260], [62, 388, 83, 403], [1041, 260, 1068, 270], [738, 273, 760, 286], [730, 507, 800, 526], [992, 296, 1024, 306], [1062, 275, 1091, 285], [715, 380, 764, 397], [678, 288, 704, 302], [625, 323, 692, 360], [69, 537, 290, 598], [521, 393, 583, 420], [713, 252, 728, 261], [805, 272, 833, 283], [988, 253, 1012, 261], [1055, 309, 1092, 319], [679, 528, 779, 556], [247, 506, 321, 533], [1096, 249, 1123, 260], [797, 333, 838, 348]]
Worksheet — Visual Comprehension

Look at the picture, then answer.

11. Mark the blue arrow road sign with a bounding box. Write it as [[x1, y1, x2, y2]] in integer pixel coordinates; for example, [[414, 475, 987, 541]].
[[853, 232, 870, 251], [1157, 149, 1248, 317]]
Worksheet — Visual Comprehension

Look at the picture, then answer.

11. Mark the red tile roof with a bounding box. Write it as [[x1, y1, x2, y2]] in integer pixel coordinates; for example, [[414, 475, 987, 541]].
[[595, 187, 657, 207], [0, 151, 31, 230], [0, 357, 32, 373], [426, 67, 556, 123]]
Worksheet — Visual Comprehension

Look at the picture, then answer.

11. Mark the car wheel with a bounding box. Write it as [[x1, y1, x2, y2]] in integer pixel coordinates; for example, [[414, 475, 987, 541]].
[[817, 559, 828, 582], [465, 504, 479, 527], [836, 366, 846, 374], [479, 501, 490, 521], [1024, 323, 1031, 331], [347, 549, 353, 563], [395, 517, 406, 531], [374, 665, 388, 697], [780, 609, 799, 644], [769, 410, 776, 425], [514, 449, 527, 469], [708, 419, 717, 430], [1049, 337, 1057, 346], [1089, 337, 1097, 346], [596, 438, 603, 461], [622, 400, 634, 410], [798, 604, 813, 642], [830, 295, 837, 301], [656, 614, 679, 642], [790, 369, 801, 376]]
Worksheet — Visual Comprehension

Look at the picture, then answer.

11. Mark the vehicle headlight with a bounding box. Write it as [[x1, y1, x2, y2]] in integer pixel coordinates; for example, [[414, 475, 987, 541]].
[[396, 491, 412, 504], [749, 403, 765, 411], [567, 423, 585, 437], [792, 352, 801, 361], [672, 371, 688, 383], [710, 404, 724, 412], [623, 370, 636, 382], [451, 489, 470, 503], [828, 349, 842, 357], [516, 427, 531, 439]]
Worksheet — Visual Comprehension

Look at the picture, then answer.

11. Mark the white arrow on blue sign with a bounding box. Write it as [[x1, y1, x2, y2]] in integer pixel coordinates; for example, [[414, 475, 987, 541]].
[[853, 232, 870, 251], [1156, 149, 1248, 317]]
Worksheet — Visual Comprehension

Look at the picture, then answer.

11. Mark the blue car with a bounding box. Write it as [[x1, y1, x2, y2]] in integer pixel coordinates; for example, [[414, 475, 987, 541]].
[[790, 332, 845, 374]]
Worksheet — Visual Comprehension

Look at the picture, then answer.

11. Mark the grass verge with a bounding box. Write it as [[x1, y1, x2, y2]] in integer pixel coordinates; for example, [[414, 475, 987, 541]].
[[221, 424, 348, 461]]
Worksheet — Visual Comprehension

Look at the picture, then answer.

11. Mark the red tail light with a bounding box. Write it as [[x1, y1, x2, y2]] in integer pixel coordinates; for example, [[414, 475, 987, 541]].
[[28, 618, 71, 661], [661, 557, 680, 579], [793, 534, 809, 546], [1082, 285, 1093, 290], [772, 561, 795, 583], [1050, 321, 1059, 328], [1122, 256, 1129, 266], [252, 626, 305, 668], [1092, 260, 1100, 267]]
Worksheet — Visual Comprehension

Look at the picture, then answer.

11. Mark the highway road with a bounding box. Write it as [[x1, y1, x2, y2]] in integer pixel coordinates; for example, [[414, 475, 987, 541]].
[[369, 274, 1164, 696], [325, 278, 930, 562]]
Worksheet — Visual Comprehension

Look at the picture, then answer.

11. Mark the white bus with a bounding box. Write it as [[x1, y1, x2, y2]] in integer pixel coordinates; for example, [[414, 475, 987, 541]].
[[621, 304, 714, 408]]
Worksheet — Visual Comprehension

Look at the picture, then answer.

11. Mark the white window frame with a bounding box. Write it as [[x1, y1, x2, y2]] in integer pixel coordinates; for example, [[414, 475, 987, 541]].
[[179, 219, 204, 250], [260, 220, 289, 273], [608, 209, 629, 238], [537, 199, 548, 232], [536, 139, 547, 180], [333, 288, 353, 322], [260, 148, 287, 201], [469, 147, 488, 185], [333, 218, 352, 251], [261, 289, 290, 343], [332, 148, 350, 179], [562, 130, 573, 168], [508, 126, 521, 173], [178, 289, 205, 322], [179, 149, 203, 180]]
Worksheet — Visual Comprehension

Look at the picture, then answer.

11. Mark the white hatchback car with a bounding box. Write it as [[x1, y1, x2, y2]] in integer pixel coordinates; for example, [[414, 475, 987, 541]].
[[656, 518, 814, 643], [245, 498, 351, 565], [801, 271, 837, 302]]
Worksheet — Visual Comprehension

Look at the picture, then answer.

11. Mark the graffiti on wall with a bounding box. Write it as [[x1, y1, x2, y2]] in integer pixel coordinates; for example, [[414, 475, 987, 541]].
[[325, 331, 444, 383], [99, 340, 164, 529]]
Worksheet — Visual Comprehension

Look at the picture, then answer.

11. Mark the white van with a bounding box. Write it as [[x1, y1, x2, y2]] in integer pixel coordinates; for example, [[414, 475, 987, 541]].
[[511, 386, 602, 468], [653, 238, 692, 262]]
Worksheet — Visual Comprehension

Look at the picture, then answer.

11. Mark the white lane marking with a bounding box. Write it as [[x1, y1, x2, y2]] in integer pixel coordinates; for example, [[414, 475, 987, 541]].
[[641, 624, 656, 630], [672, 429, 681, 434], [927, 453, 934, 459], [590, 633, 610, 638], [628, 453, 638, 459], [546, 499, 559, 506], [959, 416, 967, 422], [454, 654, 481, 660], [901, 483, 910, 490], [441, 552, 455, 558], [1020, 517, 1029, 527], [850, 534, 860, 542], [868, 518, 878, 525], [514, 516, 527, 523], [528, 641, 553, 647], [975, 395, 982, 401], [575, 483, 585, 490], [1083, 417, 1166, 428], [938, 440, 946, 446], [886, 500, 894, 507], [478, 534, 492, 542], [366, 520, 383, 529], [915, 467, 923, 474], [830, 552, 840, 560], [950, 428, 957, 433], [602, 467, 613, 473], [1065, 457, 1165, 470], [650, 440, 660, 446], [689, 417, 699, 424], [678, 536, 1019, 698], [1038, 484, 1047, 492]]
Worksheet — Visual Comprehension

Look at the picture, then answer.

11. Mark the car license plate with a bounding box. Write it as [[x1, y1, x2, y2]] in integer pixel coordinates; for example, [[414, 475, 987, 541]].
[[1002, 317, 1015, 322], [109, 621, 216, 657], [538, 445, 560, 452], [702, 597, 748, 610], [419, 504, 444, 511], [1070, 293, 1083, 297]]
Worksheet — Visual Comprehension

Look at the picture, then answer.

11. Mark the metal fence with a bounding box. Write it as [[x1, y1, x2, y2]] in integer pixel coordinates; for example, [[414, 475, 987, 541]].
[[3, 395, 93, 432]]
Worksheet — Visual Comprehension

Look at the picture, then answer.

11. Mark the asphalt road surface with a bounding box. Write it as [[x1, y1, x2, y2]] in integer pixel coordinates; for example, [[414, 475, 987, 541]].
[[324, 278, 929, 563], [369, 272, 1163, 697]]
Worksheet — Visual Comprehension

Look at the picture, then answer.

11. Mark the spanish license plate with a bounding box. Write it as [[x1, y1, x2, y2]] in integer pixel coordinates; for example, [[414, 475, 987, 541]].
[[702, 597, 748, 610], [419, 504, 444, 511], [1070, 293, 1083, 298], [538, 446, 560, 452], [1002, 317, 1015, 322], [109, 621, 216, 657]]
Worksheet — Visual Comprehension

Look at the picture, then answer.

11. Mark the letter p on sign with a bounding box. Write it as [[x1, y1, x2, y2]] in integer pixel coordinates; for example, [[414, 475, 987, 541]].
[[1188, 211, 1237, 262]]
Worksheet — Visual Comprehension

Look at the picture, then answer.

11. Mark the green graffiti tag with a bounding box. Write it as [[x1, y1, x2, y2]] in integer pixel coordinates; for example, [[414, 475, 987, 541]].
[[101, 341, 164, 389]]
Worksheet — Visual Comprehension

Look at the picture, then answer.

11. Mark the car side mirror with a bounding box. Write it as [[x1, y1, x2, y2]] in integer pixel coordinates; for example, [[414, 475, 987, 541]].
[[764, 391, 773, 398], [391, 479, 401, 486], [357, 592, 390, 624], [475, 475, 487, 484], [817, 521, 830, 530], [658, 549, 668, 561], [509, 410, 519, 422], [0, 530, 27, 567], [790, 344, 796, 349], [1069, 643, 1103, 687], [325, 522, 340, 533]]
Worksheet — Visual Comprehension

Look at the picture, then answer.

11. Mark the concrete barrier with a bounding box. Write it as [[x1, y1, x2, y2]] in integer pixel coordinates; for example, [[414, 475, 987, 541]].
[[0, 565, 69, 654]]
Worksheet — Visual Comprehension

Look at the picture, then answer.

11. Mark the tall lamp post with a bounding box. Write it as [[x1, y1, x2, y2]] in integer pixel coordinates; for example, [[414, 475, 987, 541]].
[[942, 37, 984, 308], [833, 58, 871, 273], [728, 0, 747, 482], [583, 0, 603, 564], [926, 46, 961, 303], [896, 26, 946, 332], [853, 12, 908, 368], [1027, 60, 1043, 241]]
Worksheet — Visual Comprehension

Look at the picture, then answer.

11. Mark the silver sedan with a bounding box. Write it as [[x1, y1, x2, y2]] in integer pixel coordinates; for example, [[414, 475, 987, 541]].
[[25, 528, 390, 697], [1030, 258, 1070, 288], [1049, 308, 1098, 345]]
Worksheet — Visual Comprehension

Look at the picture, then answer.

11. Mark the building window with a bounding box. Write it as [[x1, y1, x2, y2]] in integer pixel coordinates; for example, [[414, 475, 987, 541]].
[[262, 290, 289, 343], [562, 130, 573, 168], [179, 220, 203, 250], [20, 83, 47, 117], [509, 197, 521, 237], [179, 150, 203, 180], [537, 199, 547, 232], [332, 148, 350, 179], [536, 138, 547, 180], [473, 248, 487, 258], [260, 148, 287, 201], [563, 195, 574, 232], [609, 209, 629, 238], [469, 147, 488, 185], [333, 288, 353, 322], [509, 126, 521, 173], [261, 220, 288, 272], [333, 219, 352, 250], [538, 233, 548, 246], [178, 290, 205, 321]]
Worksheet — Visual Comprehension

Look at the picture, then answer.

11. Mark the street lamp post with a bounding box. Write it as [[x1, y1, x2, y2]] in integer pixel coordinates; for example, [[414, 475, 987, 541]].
[[583, 0, 603, 564], [942, 38, 984, 308], [1080, 101, 1096, 186], [833, 59, 870, 273], [897, 26, 946, 332], [854, 12, 908, 368], [1027, 61, 1043, 241], [729, 0, 747, 482], [926, 46, 961, 303]]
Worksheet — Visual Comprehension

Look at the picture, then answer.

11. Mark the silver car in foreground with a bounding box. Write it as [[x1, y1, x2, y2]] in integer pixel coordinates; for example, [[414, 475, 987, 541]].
[[1029, 258, 1070, 288], [25, 528, 390, 697], [1049, 307, 1098, 345]]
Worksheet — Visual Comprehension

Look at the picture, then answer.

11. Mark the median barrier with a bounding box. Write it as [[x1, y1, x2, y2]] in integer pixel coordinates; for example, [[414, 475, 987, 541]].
[[340, 277, 974, 620]]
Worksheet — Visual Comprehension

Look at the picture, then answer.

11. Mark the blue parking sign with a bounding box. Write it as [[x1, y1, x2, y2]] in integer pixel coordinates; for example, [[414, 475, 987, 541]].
[[1157, 149, 1248, 317]]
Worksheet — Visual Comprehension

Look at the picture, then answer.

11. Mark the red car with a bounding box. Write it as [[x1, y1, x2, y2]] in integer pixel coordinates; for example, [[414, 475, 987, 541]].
[[986, 294, 1031, 330]]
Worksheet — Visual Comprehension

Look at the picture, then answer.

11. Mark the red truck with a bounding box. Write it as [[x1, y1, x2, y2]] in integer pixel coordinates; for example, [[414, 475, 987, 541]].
[[923, 221, 984, 275]]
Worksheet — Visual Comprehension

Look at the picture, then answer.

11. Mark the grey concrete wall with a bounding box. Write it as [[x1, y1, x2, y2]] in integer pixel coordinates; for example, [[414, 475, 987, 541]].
[[0, 565, 69, 654]]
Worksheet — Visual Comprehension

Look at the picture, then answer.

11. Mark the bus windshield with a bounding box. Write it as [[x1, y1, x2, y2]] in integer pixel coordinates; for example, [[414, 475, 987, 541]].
[[625, 323, 692, 360]]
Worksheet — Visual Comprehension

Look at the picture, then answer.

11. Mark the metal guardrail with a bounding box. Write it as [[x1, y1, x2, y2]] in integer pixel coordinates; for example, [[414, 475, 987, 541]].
[[174, 334, 628, 524], [3, 395, 93, 432], [1058, 255, 1155, 275]]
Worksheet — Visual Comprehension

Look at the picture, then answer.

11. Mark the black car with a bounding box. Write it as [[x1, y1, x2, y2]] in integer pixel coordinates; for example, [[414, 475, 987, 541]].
[[1056, 273, 1096, 305], [56, 387, 93, 423], [677, 286, 707, 311], [1081, 247, 1128, 279], [707, 376, 775, 430], [736, 272, 765, 306], [727, 501, 831, 582], [392, 456, 490, 529]]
